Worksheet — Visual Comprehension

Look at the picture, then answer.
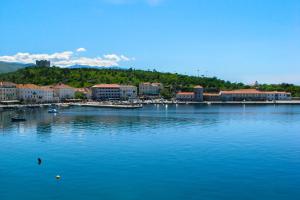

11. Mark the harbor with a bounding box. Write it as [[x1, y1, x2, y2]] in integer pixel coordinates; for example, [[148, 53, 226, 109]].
[[2, 100, 300, 112]]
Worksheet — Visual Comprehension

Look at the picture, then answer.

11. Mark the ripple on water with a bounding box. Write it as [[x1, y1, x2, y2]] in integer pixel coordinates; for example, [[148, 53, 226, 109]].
[[0, 105, 300, 200]]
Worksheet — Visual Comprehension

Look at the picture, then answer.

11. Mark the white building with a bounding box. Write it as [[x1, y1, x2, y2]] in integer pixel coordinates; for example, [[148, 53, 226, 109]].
[[92, 84, 137, 100], [92, 84, 121, 100], [220, 89, 292, 101], [17, 84, 54, 103], [175, 85, 204, 102], [139, 82, 163, 96], [176, 92, 195, 101], [0, 82, 17, 102], [51, 83, 75, 100], [265, 91, 292, 100], [120, 85, 137, 100]]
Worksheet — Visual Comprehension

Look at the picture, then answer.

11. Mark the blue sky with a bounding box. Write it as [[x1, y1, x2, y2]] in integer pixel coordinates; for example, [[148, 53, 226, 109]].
[[0, 0, 299, 84]]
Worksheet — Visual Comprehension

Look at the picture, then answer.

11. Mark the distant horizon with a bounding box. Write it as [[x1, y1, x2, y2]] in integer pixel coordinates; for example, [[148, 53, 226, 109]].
[[1, 0, 300, 84]]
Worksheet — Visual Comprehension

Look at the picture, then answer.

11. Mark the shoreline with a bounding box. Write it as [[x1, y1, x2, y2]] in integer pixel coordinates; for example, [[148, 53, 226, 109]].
[[1, 100, 300, 111]]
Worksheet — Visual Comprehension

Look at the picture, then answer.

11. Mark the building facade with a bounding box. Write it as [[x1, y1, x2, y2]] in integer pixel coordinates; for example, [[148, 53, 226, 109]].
[[176, 92, 195, 101], [92, 84, 121, 100], [219, 89, 291, 101], [203, 93, 221, 101], [0, 82, 17, 102], [36, 60, 51, 67], [176, 85, 204, 102], [120, 85, 137, 100], [51, 83, 75, 100], [194, 85, 204, 101], [17, 84, 54, 103], [139, 82, 163, 96]]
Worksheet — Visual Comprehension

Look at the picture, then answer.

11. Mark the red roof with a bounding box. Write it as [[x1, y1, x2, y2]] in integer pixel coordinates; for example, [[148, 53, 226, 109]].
[[17, 84, 53, 91], [75, 88, 92, 94], [92, 84, 120, 88], [177, 92, 194, 95], [203, 93, 220, 96], [16, 84, 40, 89], [220, 89, 290, 95], [52, 83, 74, 89]]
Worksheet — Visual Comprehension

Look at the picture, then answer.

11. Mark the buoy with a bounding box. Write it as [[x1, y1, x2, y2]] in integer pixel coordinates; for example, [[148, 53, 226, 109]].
[[37, 158, 42, 165], [56, 175, 61, 180]]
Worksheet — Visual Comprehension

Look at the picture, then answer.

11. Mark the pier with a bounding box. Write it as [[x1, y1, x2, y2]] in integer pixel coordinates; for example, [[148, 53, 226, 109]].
[[70, 102, 143, 109]]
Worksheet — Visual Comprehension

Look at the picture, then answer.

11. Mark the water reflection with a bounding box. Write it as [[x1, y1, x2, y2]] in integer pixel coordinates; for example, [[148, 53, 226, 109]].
[[1, 105, 300, 135], [1, 105, 300, 200]]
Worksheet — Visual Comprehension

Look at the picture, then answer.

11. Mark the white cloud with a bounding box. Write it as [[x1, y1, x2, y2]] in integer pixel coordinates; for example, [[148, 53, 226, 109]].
[[0, 51, 133, 67], [76, 48, 87, 52], [120, 55, 131, 61]]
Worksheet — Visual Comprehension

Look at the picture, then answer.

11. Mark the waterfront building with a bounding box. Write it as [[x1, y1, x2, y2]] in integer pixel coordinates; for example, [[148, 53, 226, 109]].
[[0, 82, 17, 102], [219, 89, 291, 101], [139, 82, 163, 96], [36, 60, 50, 67], [51, 83, 75, 100], [176, 92, 195, 101], [120, 85, 137, 100], [203, 93, 221, 101], [92, 84, 121, 100], [17, 84, 54, 103], [194, 85, 204, 101], [75, 88, 92, 99], [176, 85, 204, 102]]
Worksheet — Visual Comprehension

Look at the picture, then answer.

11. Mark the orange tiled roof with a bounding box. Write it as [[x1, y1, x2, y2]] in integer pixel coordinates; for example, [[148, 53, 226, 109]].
[[17, 84, 53, 91], [220, 89, 289, 95], [177, 92, 194, 95], [40, 86, 54, 91], [76, 88, 92, 93], [16, 84, 40, 89], [52, 83, 74, 89], [203, 93, 220, 96], [92, 84, 120, 88]]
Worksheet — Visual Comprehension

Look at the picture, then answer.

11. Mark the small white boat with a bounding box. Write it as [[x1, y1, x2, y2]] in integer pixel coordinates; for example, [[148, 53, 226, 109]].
[[48, 108, 58, 113]]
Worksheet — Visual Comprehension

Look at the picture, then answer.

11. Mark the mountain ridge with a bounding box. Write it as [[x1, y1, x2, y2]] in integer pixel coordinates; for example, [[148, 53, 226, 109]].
[[0, 61, 33, 73], [0, 61, 129, 73]]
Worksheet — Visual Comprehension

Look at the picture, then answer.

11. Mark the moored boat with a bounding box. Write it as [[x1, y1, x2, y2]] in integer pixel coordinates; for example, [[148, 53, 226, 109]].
[[48, 108, 58, 113], [11, 117, 26, 122]]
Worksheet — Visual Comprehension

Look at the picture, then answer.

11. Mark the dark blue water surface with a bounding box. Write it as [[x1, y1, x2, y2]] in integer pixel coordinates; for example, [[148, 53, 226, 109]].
[[0, 105, 300, 200]]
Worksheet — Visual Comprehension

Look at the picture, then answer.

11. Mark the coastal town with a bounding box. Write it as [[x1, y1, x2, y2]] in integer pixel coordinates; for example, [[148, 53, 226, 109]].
[[0, 60, 295, 107]]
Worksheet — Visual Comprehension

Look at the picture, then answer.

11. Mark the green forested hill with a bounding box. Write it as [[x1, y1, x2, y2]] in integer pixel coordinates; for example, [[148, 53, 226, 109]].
[[0, 66, 299, 97], [0, 66, 244, 90]]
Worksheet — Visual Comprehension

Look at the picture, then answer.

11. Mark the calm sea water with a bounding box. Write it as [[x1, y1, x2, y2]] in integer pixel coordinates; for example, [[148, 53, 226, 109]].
[[0, 105, 299, 200]]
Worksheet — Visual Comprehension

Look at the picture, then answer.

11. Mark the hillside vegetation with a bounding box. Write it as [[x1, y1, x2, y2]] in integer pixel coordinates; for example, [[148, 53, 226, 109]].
[[0, 66, 299, 97]]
